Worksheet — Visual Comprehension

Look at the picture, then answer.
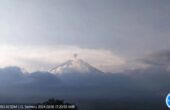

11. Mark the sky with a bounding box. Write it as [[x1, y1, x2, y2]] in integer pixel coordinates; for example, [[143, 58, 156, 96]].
[[0, 0, 170, 72]]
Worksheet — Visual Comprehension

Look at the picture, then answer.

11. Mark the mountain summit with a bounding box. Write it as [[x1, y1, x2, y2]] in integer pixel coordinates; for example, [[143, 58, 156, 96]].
[[50, 54, 103, 74]]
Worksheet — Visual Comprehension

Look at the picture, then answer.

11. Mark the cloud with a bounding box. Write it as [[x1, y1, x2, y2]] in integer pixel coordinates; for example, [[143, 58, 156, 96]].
[[132, 50, 170, 73], [142, 50, 170, 66], [116, 49, 170, 73], [0, 63, 169, 110], [0, 63, 170, 98], [0, 44, 169, 74], [0, 44, 125, 72], [0, 48, 169, 110]]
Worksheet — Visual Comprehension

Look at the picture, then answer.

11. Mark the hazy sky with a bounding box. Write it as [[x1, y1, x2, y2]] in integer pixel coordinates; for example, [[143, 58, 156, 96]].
[[0, 0, 169, 72]]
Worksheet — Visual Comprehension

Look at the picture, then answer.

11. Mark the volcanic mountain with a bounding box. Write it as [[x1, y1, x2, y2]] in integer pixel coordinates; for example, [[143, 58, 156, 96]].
[[49, 58, 104, 74]]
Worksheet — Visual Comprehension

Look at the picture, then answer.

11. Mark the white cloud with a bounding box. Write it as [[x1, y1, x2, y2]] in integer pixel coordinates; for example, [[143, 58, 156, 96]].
[[0, 44, 126, 73]]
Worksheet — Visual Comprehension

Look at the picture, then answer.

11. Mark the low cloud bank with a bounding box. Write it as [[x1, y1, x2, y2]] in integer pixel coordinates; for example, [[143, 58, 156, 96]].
[[0, 45, 125, 73], [0, 50, 170, 110]]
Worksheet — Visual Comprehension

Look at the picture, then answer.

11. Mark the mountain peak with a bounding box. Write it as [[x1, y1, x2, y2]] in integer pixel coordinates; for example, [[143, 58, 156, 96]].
[[50, 58, 103, 74]]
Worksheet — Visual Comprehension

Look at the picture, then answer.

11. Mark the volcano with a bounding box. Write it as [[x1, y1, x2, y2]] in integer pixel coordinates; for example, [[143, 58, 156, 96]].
[[49, 56, 104, 74]]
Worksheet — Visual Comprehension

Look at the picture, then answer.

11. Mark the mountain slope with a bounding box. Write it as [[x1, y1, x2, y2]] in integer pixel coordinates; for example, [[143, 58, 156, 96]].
[[49, 58, 104, 74]]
